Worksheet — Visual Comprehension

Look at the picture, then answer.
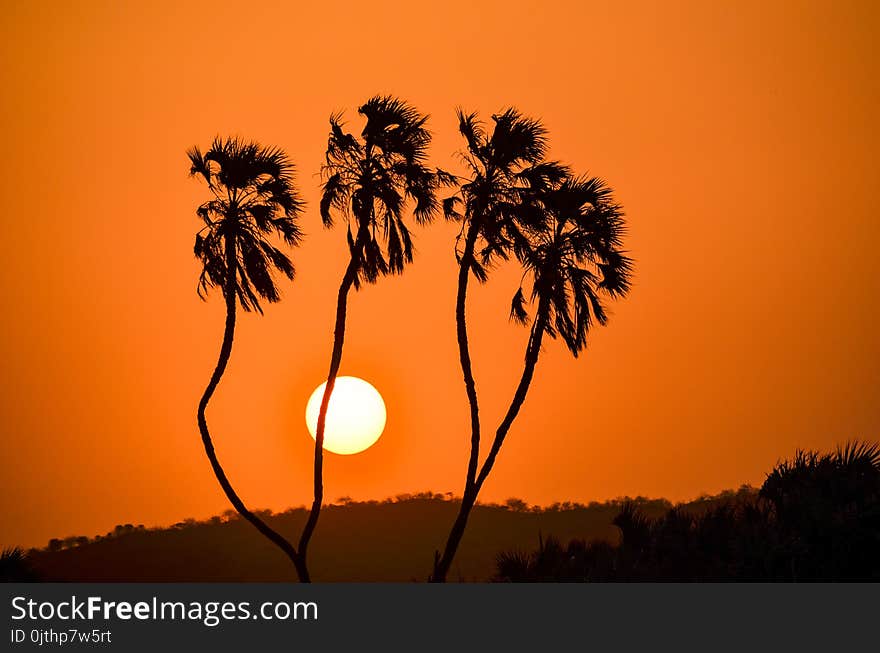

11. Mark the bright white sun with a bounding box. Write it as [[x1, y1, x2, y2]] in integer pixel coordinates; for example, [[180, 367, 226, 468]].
[[305, 376, 386, 455]]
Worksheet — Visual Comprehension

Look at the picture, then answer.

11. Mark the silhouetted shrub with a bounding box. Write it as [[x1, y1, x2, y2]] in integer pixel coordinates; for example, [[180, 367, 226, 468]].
[[1, 548, 40, 582], [495, 442, 880, 582]]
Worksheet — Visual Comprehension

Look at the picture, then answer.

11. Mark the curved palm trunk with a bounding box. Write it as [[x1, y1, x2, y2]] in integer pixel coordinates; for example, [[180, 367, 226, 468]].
[[431, 301, 549, 582], [457, 227, 483, 490], [430, 226, 482, 581], [197, 242, 309, 582], [297, 256, 359, 570]]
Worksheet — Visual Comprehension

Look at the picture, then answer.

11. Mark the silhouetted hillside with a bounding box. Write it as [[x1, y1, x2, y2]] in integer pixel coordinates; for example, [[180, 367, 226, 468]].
[[20, 492, 718, 582]]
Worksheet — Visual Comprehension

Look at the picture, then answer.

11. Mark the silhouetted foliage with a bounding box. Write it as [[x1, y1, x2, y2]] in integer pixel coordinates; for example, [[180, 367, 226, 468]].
[[321, 96, 443, 286], [1, 547, 40, 582], [510, 175, 633, 355], [445, 108, 568, 283], [494, 443, 880, 581], [189, 137, 304, 313], [758, 441, 880, 580]]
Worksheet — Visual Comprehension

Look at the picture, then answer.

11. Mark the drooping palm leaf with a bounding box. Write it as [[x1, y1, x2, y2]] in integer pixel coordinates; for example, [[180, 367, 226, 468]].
[[448, 107, 569, 279], [188, 136, 304, 313], [320, 95, 441, 287], [511, 174, 633, 356]]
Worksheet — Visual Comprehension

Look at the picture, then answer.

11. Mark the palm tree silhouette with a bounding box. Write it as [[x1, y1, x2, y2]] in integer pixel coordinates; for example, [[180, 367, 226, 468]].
[[299, 96, 442, 573], [188, 137, 309, 581], [433, 173, 632, 581], [430, 108, 567, 582]]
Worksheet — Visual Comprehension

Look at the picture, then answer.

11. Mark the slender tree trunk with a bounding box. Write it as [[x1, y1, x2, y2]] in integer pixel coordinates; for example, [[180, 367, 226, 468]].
[[430, 226, 482, 582], [430, 486, 478, 582], [456, 227, 483, 490], [473, 309, 546, 493], [197, 240, 309, 582], [297, 255, 360, 568], [430, 301, 548, 582]]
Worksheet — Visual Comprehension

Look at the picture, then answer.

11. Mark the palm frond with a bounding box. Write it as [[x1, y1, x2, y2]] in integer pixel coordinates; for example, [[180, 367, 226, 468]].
[[443, 195, 463, 221], [321, 96, 439, 285], [436, 168, 460, 187], [836, 440, 880, 468], [510, 287, 529, 325], [490, 108, 548, 167], [457, 109, 486, 157], [512, 173, 632, 355], [449, 107, 561, 280], [187, 136, 304, 312]]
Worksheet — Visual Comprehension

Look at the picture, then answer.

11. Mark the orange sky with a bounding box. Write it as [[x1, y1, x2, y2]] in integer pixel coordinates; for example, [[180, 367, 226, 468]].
[[1, 0, 878, 549]]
